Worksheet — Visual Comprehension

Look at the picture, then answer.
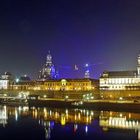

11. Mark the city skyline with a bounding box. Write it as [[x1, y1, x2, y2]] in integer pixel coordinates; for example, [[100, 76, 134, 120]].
[[0, 0, 140, 78], [0, 51, 139, 80]]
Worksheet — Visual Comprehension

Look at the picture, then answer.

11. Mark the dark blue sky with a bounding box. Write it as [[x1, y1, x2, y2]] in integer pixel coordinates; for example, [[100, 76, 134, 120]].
[[0, 0, 140, 79]]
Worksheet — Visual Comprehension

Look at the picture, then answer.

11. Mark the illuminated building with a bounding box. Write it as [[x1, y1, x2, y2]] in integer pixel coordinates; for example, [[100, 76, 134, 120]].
[[38, 51, 56, 80], [100, 71, 140, 90], [13, 75, 35, 90], [100, 54, 140, 91], [12, 78, 99, 98], [34, 78, 98, 92], [0, 80, 9, 90], [18, 75, 31, 82], [1, 72, 13, 80], [0, 72, 13, 89]]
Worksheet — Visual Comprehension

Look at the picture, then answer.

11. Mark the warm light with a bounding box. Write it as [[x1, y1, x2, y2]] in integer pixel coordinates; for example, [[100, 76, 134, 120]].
[[61, 114, 66, 126], [91, 111, 94, 116], [65, 109, 68, 115], [91, 96, 94, 99], [43, 95, 47, 98], [119, 97, 123, 100], [65, 96, 69, 100], [75, 114, 77, 121], [110, 95, 112, 98], [34, 87, 41, 90], [55, 112, 59, 118], [86, 117, 89, 123], [119, 113, 122, 117], [78, 113, 81, 120]]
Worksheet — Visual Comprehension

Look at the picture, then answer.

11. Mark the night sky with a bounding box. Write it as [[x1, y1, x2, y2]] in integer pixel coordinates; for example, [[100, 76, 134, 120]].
[[0, 0, 140, 79]]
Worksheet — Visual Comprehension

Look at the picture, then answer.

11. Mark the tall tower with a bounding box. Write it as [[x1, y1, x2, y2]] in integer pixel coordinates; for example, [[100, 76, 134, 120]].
[[84, 70, 90, 78], [84, 64, 90, 78], [46, 51, 52, 65], [39, 51, 56, 80], [137, 54, 140, 77]]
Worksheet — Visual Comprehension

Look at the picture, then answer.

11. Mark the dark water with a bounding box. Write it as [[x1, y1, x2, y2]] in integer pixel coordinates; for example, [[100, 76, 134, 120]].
[[0, 105, 139, 140]]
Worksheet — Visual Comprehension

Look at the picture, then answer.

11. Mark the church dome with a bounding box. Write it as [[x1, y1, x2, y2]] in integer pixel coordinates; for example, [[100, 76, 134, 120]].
[[39, 51, 56, 80]]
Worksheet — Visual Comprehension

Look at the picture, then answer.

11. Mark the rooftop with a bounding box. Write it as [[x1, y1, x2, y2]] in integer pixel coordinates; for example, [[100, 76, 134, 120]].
[[101, 70, 137, 78]]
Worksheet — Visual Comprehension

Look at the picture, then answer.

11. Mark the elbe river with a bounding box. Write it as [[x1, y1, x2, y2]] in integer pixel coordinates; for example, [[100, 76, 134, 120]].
[[0, 105, 139, 140]]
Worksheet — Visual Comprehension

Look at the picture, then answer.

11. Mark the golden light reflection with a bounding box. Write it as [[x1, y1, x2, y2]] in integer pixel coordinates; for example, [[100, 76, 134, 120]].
[[86, 117, 89, 123], [61, 114, 66, 125], [1, 106, 139, 132], [34, 109, 38, 119], [75, 114, 77, 121], [55, 112, 59, 118], [78, 113, 81, 120], [128, 113, 131, 119]]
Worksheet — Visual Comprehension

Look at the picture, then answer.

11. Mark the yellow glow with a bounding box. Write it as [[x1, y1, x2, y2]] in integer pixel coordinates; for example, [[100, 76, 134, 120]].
[[78, 113, 81, 120], [34, 110, 38, 119], [75, 114, 77, 121], [61, 114, 66, 126], [55, 112, 59, 118], [128, 113, 131, 119], [86, 117, 89, 123]]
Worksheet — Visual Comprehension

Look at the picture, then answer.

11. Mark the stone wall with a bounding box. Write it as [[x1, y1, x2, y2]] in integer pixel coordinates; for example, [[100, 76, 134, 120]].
[[100, 90, 140, 99]]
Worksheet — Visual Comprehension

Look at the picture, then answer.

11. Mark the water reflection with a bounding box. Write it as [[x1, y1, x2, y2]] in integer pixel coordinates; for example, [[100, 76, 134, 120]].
[[0, 105, 139, 140], [100, 111, 140, 130], [0, 106, 7, 127]]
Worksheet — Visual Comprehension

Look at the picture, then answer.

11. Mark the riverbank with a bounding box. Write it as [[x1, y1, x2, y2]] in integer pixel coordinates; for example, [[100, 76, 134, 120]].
[[0, 98, 28, 106], [27, 99, 140, 113]]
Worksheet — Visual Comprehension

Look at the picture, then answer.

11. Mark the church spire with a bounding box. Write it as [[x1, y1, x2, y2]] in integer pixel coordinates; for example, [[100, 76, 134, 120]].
[[39, 51, 56, 80], [46, 51, 52, 65]]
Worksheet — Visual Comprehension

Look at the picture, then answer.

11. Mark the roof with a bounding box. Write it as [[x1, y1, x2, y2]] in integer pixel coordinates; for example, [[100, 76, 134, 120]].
[[19, 76, 31, 81], [36, 78, 97, 82], [4, 72, 12, 75], [100, 70, 137, 78]]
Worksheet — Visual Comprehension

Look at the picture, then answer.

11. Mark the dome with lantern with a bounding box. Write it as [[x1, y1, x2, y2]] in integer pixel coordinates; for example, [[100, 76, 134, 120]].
[[39, 51, 56, 80]]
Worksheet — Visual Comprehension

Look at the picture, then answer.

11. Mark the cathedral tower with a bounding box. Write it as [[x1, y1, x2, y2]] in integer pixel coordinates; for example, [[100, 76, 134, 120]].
[[39, 51, 56, 80]]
